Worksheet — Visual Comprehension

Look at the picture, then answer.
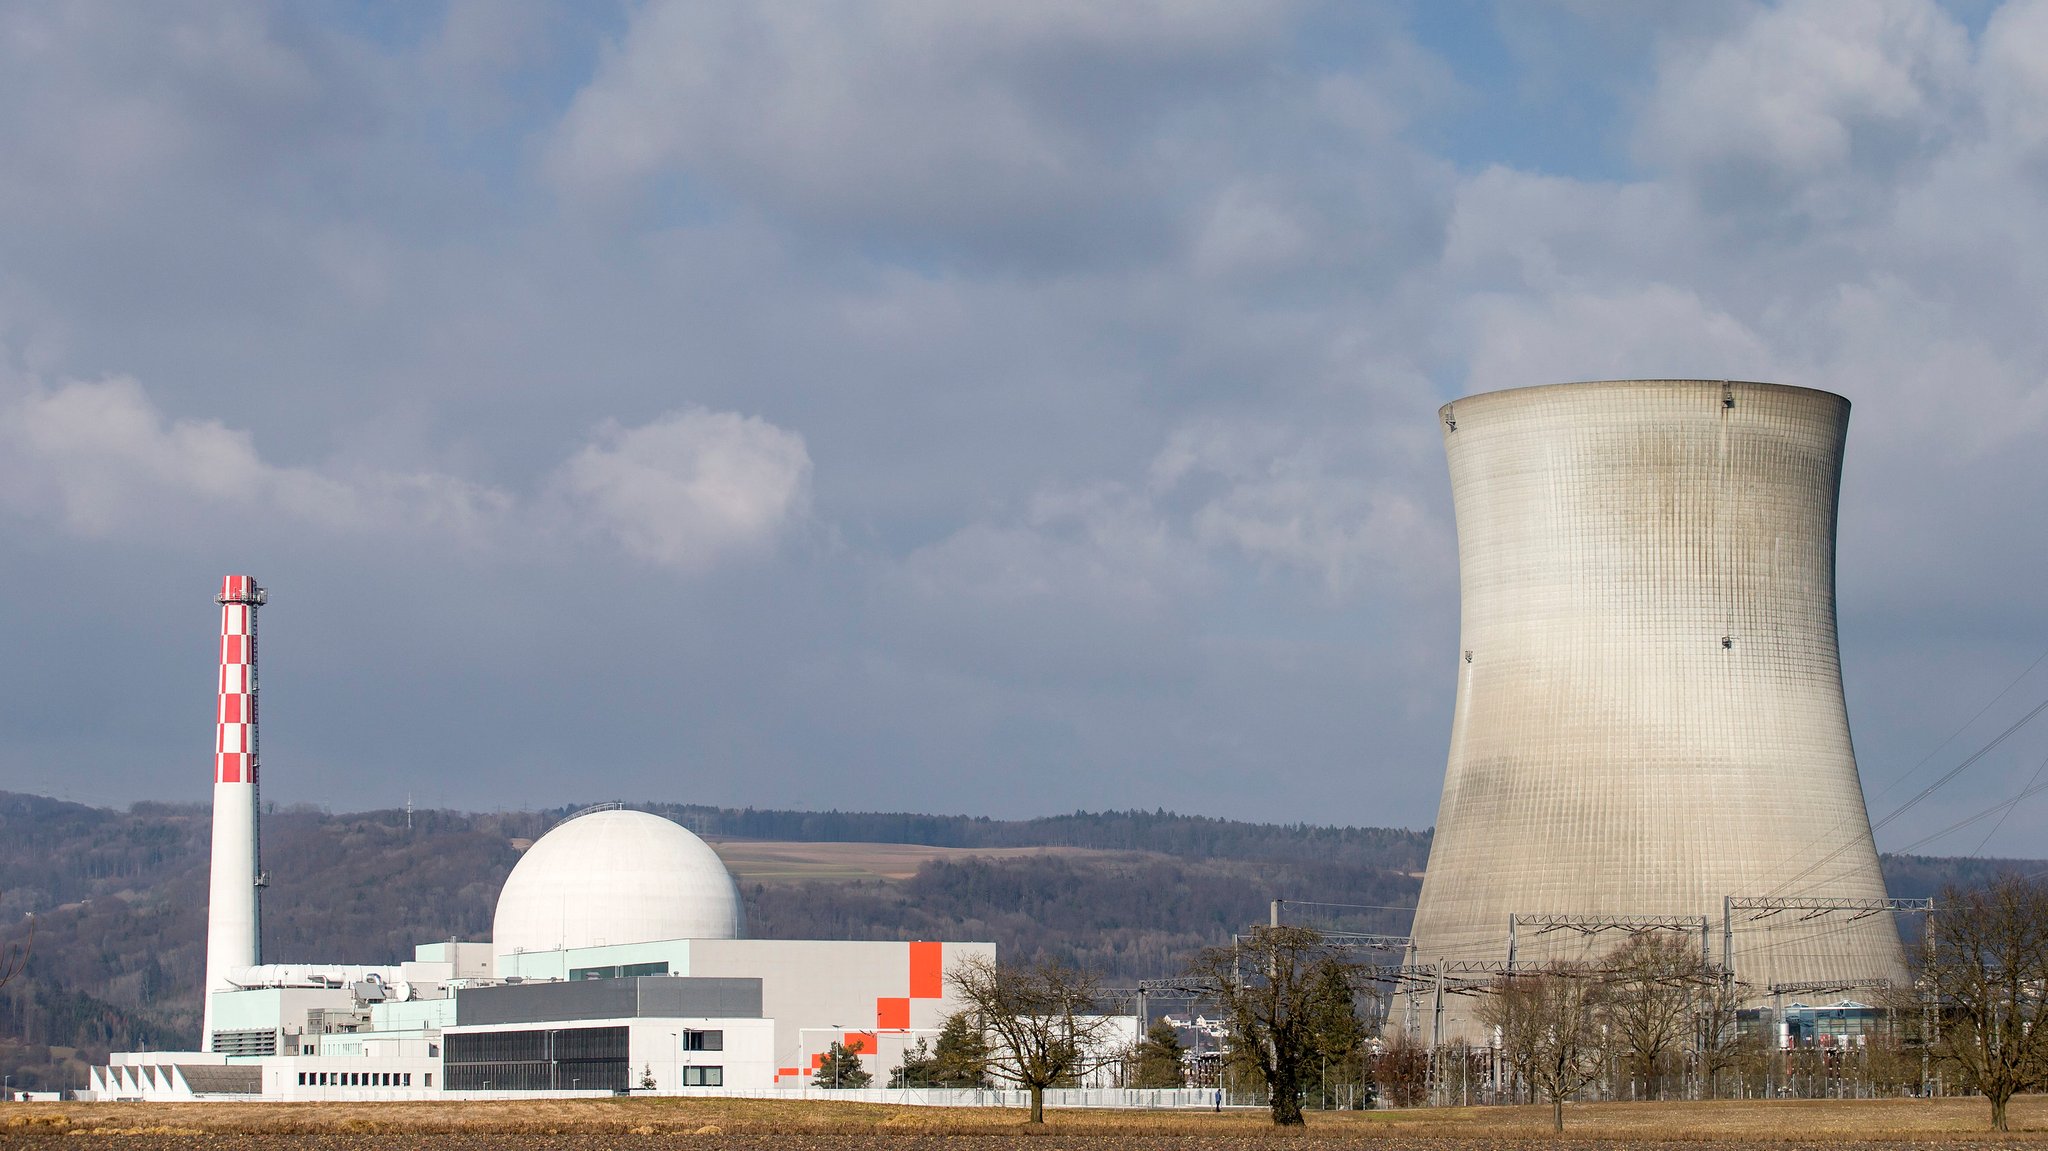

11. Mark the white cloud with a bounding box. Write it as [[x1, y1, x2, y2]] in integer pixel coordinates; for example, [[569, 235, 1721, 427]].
[[0, 365, 808, 574], [0, 371, 358, 535], [1460, 284, 1782, 392], [1637, 0, 1970, 214], [1150, 420, 1452, 596], [0, 369, 520, 541], [551, 407, 812, 572]]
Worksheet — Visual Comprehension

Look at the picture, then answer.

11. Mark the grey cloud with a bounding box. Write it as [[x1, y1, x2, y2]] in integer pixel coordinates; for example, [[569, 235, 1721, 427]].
[[1636, 0, 1972, 223], [3, 0, 2047, 857]]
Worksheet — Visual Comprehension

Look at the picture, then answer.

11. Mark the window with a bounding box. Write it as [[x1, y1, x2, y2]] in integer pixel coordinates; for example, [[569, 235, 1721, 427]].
[[681, 1066, 723, 1087], [681, 1030, 723, 1051], [569, 961, 670, 980], [424, 1074, 433, 1087], [297, 1073, 306, 1086], [403, 1073, 412, 1087]]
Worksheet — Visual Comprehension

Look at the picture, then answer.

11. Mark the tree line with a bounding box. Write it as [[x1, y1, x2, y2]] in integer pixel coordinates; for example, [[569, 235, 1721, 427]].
[[905, 874, 2048, 1133]]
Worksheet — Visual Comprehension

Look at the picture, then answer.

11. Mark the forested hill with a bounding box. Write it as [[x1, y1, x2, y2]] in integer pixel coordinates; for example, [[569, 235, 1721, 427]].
[[0, 789, 2034, 1094], [644, 804, 1431, 868]]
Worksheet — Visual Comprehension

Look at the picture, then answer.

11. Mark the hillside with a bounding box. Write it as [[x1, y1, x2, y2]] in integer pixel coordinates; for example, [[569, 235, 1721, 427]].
[[0, 790, 2032, 1093]]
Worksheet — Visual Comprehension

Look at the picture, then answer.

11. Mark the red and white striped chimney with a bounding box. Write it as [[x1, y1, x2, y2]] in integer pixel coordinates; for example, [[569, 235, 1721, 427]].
[[203, 575, 267, 1051]]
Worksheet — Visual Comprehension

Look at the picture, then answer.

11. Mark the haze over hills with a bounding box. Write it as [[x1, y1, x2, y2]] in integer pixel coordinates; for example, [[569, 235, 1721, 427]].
[[0, 790, 2032, 1093]]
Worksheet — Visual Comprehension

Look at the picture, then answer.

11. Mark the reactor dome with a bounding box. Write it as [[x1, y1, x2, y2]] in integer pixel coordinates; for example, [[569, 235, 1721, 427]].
[[492, 807, 744, 960]]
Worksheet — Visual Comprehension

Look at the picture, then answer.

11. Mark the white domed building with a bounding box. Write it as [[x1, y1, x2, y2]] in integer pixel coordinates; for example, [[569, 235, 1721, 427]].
[[493, 807, 744, 960]]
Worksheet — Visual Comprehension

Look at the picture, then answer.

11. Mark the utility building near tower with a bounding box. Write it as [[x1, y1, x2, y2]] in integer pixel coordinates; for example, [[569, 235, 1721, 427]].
[[1406, 380, 1906, 1039]]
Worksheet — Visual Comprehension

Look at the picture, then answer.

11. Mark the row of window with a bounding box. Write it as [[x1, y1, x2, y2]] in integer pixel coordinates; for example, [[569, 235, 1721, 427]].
[[296, 1071, 426, 1088], [568, 961, 671, 980], [293, 1065, 722, 1088]]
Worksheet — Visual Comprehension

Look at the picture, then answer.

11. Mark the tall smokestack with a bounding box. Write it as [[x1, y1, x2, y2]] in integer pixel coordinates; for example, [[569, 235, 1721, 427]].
[[202, 575, 266, 1052]]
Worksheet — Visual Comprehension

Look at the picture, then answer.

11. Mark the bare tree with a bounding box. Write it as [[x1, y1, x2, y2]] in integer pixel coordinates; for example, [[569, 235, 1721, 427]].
[[947, 955, 1123, 1124], [1371, 1030, 1430, 1108], [1921, 876, 2048, 1131], [1187, 925, 1349, 1127], [1691, 974, 1754, 1099], [0, 912, 31, 992], [1479, 962, 1606, 1132], [1601, 933, 1709, 1099]]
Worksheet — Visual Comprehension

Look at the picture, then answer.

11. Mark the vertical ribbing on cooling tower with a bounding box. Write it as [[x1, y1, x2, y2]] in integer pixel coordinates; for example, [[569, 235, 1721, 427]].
[[202, 574, 266, 1052], [1407, 380, 1904, 1038]]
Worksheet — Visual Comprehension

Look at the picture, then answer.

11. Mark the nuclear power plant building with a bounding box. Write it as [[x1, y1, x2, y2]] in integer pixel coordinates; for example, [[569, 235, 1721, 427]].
[[1407, 380, 1906, 1037], [87, 577, 1002, 1101]]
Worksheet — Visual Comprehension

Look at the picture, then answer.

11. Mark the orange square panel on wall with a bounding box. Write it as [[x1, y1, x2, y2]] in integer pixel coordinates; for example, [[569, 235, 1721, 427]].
[[876, 997, 911, 1030], [909, 941, 944, 998], [843, 1031, 877, 1054]]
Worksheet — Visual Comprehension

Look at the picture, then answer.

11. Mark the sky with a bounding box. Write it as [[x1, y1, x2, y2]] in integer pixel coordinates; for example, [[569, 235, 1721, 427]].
[[3, 0, 2048, 857]]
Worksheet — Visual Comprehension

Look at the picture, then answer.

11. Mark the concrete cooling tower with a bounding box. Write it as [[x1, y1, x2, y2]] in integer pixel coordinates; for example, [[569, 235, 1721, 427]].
[[1407, 380, 1905, 1036]]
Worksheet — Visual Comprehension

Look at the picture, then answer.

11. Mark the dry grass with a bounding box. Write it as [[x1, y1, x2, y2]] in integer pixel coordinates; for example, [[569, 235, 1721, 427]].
[[6, 1094, 2048, 1144]]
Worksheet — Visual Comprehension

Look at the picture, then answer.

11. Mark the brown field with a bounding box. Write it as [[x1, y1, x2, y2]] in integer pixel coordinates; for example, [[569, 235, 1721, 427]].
[[6, 1095, 2048, 1149], [704, 839, 1129, 883]]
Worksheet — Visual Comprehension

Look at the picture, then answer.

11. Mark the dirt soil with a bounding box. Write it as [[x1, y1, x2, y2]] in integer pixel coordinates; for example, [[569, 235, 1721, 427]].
[[6, 1095, 2048, 1148]]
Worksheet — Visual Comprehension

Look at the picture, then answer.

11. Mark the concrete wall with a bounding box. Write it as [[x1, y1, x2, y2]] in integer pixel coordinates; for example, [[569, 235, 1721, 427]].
[[685, 939, 995, 1085], [1410, 380, 1905, 1037], [261, 1055, 442, 1100]]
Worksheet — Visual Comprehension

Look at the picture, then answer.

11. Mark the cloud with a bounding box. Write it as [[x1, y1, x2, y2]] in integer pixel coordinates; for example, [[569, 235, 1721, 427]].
[[7, 0, 2048, 846], [551, 407, 812, 572], [0, 371, 369, 536], [1150, 420, 1452, 596], [544, 0, 1299, 265], [1636, 0, 1970, 218], [0, 364, 807, 575]]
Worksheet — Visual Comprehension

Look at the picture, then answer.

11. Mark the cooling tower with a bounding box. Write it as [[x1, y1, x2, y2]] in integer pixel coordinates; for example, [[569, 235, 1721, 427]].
[[1408, 380, 1905, 1033]]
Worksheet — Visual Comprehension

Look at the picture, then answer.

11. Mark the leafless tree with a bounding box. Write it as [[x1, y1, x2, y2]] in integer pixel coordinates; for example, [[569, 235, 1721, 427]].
[[1371, 1030, 1431, 1107], [0, 912, 31, 992], [1600, 932, 1711, 1099], [1187, 925, 1352, 1126], [1920, 876, 2048, 1131], [1479, 961, 1606, 1132], [1691, 973, 1754, 1099], [946, 954, 1123, 1124]]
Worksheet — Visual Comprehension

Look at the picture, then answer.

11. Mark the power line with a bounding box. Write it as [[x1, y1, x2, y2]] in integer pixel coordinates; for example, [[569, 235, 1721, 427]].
[[1897, 767, 2048, 856], [1969, 745, 2048, 857], [1868, 644, 2048, 805], [1762, 690, 2048, 897]]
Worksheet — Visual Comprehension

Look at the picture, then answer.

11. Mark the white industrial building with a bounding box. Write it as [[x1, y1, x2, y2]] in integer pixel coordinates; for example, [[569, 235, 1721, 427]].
[[86, 586, 1001, 1103], [92, 804, 994, 1101]]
